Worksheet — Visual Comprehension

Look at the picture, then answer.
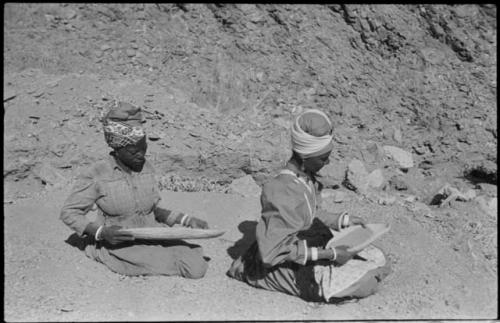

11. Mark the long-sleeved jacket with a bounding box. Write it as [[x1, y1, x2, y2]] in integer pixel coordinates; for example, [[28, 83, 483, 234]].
[[256, 168, 319, 267], [60, 154, 179, 236]]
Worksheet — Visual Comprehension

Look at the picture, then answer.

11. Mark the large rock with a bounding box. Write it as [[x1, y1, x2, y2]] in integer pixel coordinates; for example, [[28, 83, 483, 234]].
[[383, 145, 414, 170], [321, 189, 348, 203], [360, 141, 384, 164], [318, 160, 346, 187], [344, 159, 369, 192], [366, 168, 385, 189], [228, 175, 261, 198]]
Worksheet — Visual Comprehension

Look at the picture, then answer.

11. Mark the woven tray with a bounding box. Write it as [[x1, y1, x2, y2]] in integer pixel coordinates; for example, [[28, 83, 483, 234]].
[[118, 227, 225, 240], [325, 223, 390, 253]]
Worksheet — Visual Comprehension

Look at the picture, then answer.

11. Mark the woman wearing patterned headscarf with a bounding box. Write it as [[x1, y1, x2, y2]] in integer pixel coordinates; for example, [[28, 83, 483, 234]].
[[227, 109, 391, 302], [60, 101, 209, 278]]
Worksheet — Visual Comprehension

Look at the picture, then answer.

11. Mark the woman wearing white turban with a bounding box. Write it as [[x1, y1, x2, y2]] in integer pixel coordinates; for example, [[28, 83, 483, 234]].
[[227, 109, 391, 302]]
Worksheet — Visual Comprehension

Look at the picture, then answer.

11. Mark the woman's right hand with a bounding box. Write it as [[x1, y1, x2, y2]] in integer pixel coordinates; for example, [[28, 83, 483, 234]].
[[99, 225, 135, 245], [333, 245, 356, 265]]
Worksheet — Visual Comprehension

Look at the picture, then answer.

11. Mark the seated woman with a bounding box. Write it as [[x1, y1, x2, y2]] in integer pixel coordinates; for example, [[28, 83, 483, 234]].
[[227, 109, 391, 302], [60, 101, 209, 279]]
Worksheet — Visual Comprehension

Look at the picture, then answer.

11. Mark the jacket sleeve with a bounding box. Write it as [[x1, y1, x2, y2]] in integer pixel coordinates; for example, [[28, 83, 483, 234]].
[[153, 205, 184, 227], [60, 168, 101, 236], [255, 181, 311, 267]]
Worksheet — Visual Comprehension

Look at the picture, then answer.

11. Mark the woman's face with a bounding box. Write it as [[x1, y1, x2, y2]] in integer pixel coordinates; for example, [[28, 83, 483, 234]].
[[303, 150, 331, 174], [115, 136, 147, 172]]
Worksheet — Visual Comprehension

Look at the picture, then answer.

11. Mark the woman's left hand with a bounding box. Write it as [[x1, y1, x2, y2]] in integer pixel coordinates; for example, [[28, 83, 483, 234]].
[[348, 215, 366, 228], [186, 216, 209, 229]]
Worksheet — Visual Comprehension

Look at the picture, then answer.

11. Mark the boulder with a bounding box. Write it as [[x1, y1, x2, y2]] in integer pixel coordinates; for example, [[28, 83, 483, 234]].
[[344, 159, 369, 192], [383, 145, 414, 169], [228, 175, 261, 198], [321, 189, 348, 203], [367, 169, 385, 189], [318, 161, 346, 187], [361, 142, 383, 163]]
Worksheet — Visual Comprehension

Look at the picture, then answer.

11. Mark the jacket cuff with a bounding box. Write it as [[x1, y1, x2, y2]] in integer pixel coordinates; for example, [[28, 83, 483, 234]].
[[301, 240, 308, 265], [75, 218, 92, 237]]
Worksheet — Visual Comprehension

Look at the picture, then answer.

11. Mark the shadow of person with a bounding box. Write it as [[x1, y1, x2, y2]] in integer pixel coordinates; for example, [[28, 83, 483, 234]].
[[227, 220, 257, 260], [65, 233, 91, 251]]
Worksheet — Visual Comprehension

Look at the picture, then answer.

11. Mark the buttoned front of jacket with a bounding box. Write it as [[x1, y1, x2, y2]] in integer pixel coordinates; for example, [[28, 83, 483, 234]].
[[60, 154, 162, 235]]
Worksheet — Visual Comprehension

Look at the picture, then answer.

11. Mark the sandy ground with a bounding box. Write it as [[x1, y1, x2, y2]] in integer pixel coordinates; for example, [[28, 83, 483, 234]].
[[4, 188, 497, 321]]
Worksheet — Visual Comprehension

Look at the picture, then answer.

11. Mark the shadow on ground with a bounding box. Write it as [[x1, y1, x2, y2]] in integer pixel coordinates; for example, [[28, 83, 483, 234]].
[[227, 220, 257, 260], [65, 233, 89, 251]]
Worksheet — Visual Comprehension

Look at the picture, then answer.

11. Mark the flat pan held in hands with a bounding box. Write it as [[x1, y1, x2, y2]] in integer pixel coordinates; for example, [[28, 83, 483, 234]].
[[118, 227, 225, 240], [326, 223, 390, 253]]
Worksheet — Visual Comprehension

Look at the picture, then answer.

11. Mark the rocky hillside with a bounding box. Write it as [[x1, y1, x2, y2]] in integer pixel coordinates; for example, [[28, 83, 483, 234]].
[[3, 4, 497, 321], [4, 4, 497, 191]]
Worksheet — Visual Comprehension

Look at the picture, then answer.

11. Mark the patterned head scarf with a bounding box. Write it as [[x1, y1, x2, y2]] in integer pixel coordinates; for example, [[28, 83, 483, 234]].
[[102, 101, 146, 149], [291, 109, 333, 158]]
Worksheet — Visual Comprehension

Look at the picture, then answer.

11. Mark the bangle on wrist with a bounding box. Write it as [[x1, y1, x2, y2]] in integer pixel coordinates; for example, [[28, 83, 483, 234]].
[[95, 225, 104, 241], [180, 214, 190, 226], [342, 213, 350, 228], [311, 247, 318, 261], [331, 247, 337, 261], [338, 211, 347, 230]]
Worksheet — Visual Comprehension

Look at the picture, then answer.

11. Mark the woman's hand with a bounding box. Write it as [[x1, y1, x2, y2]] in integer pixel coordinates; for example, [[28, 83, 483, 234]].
[[333, 245, 356, 265], [315, 246, 355, 265], [348, 215, 366, 228], [99, 225, 135, 245], [318, 211, 366, 230], [185, 217, 209, 229]]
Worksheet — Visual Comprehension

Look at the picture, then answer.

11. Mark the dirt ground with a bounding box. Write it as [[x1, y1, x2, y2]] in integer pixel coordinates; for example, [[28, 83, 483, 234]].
[[3, 3, 497, 321], [4, 189, 498, 321]]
